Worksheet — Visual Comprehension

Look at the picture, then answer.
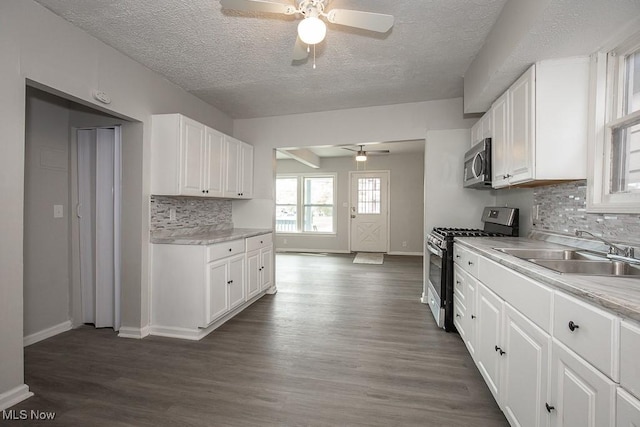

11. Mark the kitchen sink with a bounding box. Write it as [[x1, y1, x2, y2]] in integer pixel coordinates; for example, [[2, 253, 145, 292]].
[[494, 248, 604, 261], [528, 259, 640, 276]]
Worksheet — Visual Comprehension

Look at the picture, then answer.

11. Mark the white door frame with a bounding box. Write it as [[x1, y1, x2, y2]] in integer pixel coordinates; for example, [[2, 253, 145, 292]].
[[348, 170, 390, 253]]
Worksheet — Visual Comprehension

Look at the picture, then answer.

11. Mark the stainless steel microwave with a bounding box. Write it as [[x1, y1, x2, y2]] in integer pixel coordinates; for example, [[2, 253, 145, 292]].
[[463, 138, 492, 189]]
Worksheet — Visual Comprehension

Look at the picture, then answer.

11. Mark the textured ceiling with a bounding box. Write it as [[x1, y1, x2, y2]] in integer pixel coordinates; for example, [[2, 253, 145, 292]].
[[33, 0, 508, 119]]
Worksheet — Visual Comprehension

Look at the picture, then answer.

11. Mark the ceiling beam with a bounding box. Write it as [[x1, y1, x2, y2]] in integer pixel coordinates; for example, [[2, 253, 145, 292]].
[[281, 149, 321, 169]]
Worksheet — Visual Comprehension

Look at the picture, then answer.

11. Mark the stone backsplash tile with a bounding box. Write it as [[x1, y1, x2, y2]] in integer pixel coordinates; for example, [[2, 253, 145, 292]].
[[533, 180, 640, 244], [150, 196, 232, 231]]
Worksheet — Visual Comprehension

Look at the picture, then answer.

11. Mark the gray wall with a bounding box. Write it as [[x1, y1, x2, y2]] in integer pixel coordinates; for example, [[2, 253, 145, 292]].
[[275, 152, 425, 254], [23, 88, 71, 337]]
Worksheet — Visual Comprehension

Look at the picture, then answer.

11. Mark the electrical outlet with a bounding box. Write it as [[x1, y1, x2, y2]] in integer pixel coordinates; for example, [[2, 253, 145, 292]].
[[53, 205, 63, 218], [402, 241, 407, 247], [169, 208, 177, 221]]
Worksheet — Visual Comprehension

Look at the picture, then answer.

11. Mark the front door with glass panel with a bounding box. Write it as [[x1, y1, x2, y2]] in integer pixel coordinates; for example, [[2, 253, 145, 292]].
[[349, 171, 389, 253]]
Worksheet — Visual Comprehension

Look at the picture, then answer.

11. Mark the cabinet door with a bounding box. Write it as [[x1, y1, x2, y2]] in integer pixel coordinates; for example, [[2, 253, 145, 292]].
[[492, 92, 509, 188], [260, 247, 272, 292], [502, 303, 551, 427], [246, 250, 261, 300], [223, 136, 241, 197], [228, 255, 245, 309], [471, 120, 482, 146], [205, 127, 225, 197], [617, 388, 640, 426], [206, 261, 229, 325], [240, 143, 253, 198], [482, 108, 493, 139], [465, 274, 478, 358], [181, 117, 206, 196], [550, 340, 616, 427], [476, 282, 504, 403], [508, 65, 535, 184]]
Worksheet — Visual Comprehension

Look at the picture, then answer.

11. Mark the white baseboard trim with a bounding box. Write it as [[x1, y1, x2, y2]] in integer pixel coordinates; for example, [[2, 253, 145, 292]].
[[420, 292, 428, 304], [275, 248, 351, 254], [387, 251, 423, 256], [23, 320, 72, 347], [0, 384, 33, 411], [118, 325, 151, 339], [149, 292, 265, 341]]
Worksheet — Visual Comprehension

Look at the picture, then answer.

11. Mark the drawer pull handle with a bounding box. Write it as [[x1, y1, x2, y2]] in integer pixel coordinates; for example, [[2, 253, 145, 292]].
[[468, 261, 473, 266], [568, 321, 580, 332], [456, 280, 461, 284], [455, 255, 461, 259], [545, 403, 555, 413], [494, 345, 506, 356], [455, 313, 461, 318], [227, 280, 234, 285], [471, 315, 476, 319]]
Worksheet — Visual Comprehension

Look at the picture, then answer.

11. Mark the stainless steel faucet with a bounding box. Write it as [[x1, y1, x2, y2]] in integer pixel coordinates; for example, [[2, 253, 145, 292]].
[[575, 230, 635, 259]]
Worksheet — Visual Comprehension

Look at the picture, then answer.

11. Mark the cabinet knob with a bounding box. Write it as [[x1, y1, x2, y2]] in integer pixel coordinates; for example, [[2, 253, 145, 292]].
[[456, 280, 461, 284], [455, 313, 461, 318], [455, 255, 461, 259], [206, 190, 209, 193], [260, 240, 263, 244], [494, 345, 506, 356], [568, 321, 580, 332], [202, 190, 205, 194], [228, 248, 232, 252], [471, 315, 476, 319], [545, 403, 555, 413], [468, 261, 473, 266]]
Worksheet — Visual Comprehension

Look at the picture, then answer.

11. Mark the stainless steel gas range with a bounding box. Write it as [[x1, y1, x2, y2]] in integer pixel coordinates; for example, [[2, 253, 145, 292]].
[[426, 207, 519, 331]]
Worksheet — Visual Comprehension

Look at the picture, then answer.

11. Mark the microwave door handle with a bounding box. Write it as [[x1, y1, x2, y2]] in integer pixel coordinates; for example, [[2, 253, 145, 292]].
[[472, 152, 483, 179]]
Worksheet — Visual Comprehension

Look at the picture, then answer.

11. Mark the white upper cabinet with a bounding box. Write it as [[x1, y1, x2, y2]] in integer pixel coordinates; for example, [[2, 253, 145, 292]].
[[223, 135, 253, 199], [471, 110, 493, 147], [151, 113, 253, 198], [491, 57, 589, 189]]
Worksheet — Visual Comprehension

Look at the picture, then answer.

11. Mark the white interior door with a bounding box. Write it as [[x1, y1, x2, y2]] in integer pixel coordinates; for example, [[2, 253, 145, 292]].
[[77, 127, 121, 330], [349, 171, 389, 253]]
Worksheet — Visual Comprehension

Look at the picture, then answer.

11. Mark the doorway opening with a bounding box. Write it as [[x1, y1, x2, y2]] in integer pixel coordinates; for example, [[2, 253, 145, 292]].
[[23, 87, 126, 346]]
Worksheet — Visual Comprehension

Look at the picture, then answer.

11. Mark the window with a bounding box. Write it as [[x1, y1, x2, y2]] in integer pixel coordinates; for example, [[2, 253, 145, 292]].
[[357, 178, 381, 214], [588, 32, 640, 212], [276, 174, 336, 233]]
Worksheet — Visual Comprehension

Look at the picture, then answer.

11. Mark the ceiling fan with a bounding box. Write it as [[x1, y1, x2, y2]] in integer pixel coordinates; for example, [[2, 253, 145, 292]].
[[343, 145, 390, 162], [220, 0, 395, 62]]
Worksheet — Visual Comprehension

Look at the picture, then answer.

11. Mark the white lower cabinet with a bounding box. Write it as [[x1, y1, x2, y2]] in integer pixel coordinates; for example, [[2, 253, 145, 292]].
[[549, 340, 616, 427], [453, 242, 626, 427], [151, 233, 272, 340], [502, 303, 551, 427], [617, 388, 640, 426], [208, 253, 245, 320]]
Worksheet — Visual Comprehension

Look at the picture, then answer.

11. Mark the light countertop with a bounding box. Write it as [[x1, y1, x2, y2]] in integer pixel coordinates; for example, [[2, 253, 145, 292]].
[[455, 236, 640, 323], [151, 227, 272, 245]]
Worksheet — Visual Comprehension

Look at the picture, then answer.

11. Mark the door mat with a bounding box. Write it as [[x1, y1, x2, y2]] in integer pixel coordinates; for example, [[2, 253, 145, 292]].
[[353, 253, 384, 264]]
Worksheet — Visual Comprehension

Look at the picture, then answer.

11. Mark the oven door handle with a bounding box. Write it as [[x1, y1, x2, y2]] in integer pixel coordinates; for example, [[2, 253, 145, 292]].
[[427, 244, 443, 257]]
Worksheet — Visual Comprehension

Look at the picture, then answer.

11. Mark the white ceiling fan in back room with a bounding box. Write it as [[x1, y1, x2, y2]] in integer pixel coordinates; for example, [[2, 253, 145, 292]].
[[343, 145, 390, 162], [219, 0, 394, 67]]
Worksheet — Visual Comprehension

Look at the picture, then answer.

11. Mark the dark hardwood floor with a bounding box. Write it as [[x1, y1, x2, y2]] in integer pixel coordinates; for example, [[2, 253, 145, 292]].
[[12, 253, 507, 426]]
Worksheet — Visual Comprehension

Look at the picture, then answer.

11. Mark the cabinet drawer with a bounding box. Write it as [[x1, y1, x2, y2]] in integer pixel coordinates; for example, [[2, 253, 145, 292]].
[[621, 320, 640, 400], [207, 239, 245, 262], [246, 233, 272, 252], [453, 264, 467, 302], [453, 243, 478, 277], [453, 294, 467, 341], [478, 256, 553, 333], [553, 291, 619, 380]]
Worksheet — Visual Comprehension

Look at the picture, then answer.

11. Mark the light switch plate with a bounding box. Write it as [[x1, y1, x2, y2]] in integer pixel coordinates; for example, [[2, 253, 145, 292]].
[[54, 205, 63, 218]]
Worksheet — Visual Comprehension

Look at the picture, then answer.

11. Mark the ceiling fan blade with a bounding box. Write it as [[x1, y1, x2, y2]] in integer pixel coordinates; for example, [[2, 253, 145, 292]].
[[292, 36, 308, 61], [326, 9, 394, 33], [220, 0, 295, 15]]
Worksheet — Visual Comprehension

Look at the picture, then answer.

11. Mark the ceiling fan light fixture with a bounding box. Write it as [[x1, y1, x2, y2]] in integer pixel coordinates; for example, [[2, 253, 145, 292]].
[[355, 150, 367, 162], [298, 16, 327, 45]]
